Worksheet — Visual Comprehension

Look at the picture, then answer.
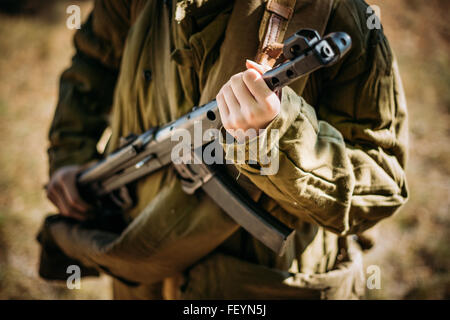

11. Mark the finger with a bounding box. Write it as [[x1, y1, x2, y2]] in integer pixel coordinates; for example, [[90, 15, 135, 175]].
[[48, 190, 85, 220], [222, 83, 241, 116], [47, 177, 72, 216], [216, 91, 230, 125], [48, 186, 69, 216], [230, 73, 257, 109], [246, 59, 271, 75], [47, 189, 61, 211], [60, 181, 89, 213], [46, 180, 55, 200], [53, 185, 87, 221], [230, 76, 259, 127], [243, 69, 279, 108]]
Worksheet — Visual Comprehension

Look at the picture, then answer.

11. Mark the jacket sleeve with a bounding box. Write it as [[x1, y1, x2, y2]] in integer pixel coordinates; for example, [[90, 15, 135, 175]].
[[223, 1, 409, 235], [48, 0, 131, 175]]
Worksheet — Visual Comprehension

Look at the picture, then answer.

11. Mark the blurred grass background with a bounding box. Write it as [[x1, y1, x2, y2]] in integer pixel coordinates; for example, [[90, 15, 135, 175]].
[[0, 0, 448, 299]]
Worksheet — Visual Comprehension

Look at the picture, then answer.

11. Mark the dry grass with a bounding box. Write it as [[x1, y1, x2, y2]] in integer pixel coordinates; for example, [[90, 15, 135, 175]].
[[0, 0, 448, 299]]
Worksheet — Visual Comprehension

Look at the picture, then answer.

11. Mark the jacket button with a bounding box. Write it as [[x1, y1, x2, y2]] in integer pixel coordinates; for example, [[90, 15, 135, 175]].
[[143, 69, 152, 82]]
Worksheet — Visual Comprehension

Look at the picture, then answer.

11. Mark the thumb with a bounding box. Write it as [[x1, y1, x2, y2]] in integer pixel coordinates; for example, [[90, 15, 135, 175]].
[[246, 59, 271, 75]]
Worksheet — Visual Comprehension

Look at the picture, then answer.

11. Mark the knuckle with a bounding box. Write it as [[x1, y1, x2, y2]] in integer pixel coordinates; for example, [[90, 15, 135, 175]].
[[56, 173, 64, 185], [230, 73, 242, 86], [223, 83, 232, 94], [243, 69, 257, 83], [230, 73, 241, 81]]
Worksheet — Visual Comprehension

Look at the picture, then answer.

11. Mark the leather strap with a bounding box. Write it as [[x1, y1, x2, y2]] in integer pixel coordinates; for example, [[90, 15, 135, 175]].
[[255, 0, 297, 67]]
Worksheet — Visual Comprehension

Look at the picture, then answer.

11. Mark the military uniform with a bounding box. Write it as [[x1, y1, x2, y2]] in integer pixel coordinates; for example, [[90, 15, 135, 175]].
[[45, 0, 408, 299]]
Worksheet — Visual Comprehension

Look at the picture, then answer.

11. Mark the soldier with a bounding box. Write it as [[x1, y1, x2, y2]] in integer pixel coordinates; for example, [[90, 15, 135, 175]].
[[41, 0, 408, 299]]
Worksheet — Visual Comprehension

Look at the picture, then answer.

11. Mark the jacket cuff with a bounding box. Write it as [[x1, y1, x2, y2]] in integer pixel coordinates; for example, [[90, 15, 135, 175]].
[[221, 86, 302, 167]]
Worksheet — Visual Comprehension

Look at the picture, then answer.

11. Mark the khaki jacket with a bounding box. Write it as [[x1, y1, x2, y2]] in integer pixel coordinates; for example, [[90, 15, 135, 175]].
[[45, 0, 408, 299]]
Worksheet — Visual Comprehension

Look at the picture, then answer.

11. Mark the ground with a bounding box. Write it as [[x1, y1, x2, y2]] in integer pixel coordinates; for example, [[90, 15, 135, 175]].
[[0, 0, 448, 299]]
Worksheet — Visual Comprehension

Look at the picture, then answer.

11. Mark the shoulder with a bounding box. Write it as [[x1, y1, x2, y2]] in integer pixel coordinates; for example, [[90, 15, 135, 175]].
[[327, 0, 372, 52], [322, 0, 393, 80]]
